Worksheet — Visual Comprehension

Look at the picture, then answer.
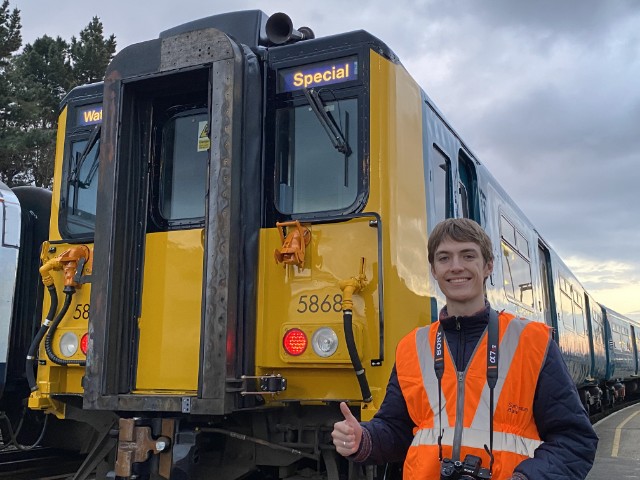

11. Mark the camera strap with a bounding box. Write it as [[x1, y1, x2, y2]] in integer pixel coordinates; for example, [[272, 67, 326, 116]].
[[433, 308, 499, 472]]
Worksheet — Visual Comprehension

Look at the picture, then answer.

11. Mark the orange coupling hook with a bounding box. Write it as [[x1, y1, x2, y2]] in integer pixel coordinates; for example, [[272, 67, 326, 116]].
[[274, 220, 311, 269], [339, 258, 368, 311], [39, 245, 91, 289]]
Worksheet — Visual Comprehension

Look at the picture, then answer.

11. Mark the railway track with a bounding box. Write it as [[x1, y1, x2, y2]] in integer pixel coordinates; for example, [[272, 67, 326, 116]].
[[0, 447, 86, 479]]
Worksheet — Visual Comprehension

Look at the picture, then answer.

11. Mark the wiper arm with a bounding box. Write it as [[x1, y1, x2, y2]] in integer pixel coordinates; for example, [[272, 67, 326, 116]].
[[69, 125, 101, 188], [303, 88, 352, 156]]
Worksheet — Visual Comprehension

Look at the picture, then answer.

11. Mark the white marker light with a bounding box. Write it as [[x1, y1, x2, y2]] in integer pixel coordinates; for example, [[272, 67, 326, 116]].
[[311, 327, 339, 357], [60, 332, 79, 357]]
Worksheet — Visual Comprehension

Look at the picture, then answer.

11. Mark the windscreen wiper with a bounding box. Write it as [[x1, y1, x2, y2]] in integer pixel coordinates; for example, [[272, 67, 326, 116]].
[[69, 125, 101, 188], [303, 88, 352, 157]]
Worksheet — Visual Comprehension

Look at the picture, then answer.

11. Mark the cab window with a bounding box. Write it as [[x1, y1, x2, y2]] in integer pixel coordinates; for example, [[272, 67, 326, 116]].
[[275, 97, 359, 214], [60, 104, 102, 238]]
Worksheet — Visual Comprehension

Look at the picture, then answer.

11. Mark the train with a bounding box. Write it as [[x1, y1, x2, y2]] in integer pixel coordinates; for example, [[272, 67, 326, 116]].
[[0, 8, 637, 479]]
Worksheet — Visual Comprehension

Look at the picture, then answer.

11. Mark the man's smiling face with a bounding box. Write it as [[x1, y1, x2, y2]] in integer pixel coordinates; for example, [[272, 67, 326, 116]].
[[430, 237, 493, 316]]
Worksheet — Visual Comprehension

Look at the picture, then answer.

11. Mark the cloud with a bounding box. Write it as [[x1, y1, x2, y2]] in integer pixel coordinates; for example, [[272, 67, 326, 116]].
[[14, 0, 640, 317], [565, 256, 640, 316]]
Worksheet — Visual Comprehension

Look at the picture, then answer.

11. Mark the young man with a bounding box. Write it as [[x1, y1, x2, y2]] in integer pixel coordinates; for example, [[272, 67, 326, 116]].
[[331, 218, 597, 479]]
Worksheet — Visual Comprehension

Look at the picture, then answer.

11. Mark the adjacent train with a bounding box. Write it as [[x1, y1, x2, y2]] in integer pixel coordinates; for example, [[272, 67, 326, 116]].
[[1, 9, 638, 479]]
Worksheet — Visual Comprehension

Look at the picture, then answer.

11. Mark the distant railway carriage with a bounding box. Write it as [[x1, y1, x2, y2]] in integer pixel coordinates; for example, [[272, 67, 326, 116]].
[[604, 307, 640, 391], [3, 9, 637, 479]]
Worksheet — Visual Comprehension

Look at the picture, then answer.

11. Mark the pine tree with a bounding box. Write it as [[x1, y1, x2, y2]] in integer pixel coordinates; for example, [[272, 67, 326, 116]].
[[0, 13, 116, 186], [0, 0, 22, 186], [0, 0, 20, 65], [70, 16, 116, 84]]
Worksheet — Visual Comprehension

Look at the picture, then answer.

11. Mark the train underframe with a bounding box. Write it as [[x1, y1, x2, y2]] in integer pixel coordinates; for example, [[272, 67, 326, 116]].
[[579, 378, 639, 416], [73, 405, 394, 480]]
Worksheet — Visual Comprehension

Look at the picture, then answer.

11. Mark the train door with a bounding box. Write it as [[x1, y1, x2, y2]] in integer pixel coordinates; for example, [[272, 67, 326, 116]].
[[537, 242, 556, 328], [632, 325, 639, 375], [135, 99, 209, 393], [458, 151, 479, 222]]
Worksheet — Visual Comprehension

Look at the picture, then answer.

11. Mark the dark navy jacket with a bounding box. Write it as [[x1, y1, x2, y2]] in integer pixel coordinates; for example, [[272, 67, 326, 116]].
[[353, 305, 598, 480]]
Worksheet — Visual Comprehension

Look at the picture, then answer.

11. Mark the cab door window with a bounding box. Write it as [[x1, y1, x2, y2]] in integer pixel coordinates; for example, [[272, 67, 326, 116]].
[[159, 110, 209, 221], [149, 106, 209, 230]]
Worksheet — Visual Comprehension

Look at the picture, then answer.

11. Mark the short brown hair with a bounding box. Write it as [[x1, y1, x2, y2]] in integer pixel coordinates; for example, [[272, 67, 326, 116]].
[[428, 218, 494, 265]]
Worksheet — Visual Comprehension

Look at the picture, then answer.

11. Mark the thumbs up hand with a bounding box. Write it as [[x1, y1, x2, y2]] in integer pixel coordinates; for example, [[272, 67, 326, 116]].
[[331, 402, 363, 456]]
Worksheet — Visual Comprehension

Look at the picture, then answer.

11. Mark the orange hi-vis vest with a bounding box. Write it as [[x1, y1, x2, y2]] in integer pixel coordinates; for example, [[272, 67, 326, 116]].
[[396, 312, 551, 480]]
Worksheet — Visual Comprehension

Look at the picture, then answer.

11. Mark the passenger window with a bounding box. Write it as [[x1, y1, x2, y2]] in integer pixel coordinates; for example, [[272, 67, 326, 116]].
[[500, 215, 533, 308], [558, 276, 586, 334], [559, 285, 574, 331], [276, 97, 358, 214], [500, 216, 516, 247], [574, 301, 585, 335]]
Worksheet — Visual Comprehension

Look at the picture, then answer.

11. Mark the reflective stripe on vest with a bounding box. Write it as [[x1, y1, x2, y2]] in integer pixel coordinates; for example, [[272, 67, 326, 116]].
[[397, 312, 551, 480], [411, 426, 541, 458]]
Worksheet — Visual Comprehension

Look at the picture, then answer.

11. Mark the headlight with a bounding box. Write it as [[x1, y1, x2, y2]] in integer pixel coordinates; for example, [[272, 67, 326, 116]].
[[311, 327, 339, 357], [59, 332, 79, 357]]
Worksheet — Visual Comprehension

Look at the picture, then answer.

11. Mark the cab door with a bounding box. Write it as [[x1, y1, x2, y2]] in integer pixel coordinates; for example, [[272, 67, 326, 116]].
[[135, 104, 209, 392]]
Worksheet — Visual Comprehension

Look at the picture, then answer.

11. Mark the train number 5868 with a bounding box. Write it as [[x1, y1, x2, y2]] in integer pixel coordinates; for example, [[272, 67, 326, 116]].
[[296, 294, 342, 313]]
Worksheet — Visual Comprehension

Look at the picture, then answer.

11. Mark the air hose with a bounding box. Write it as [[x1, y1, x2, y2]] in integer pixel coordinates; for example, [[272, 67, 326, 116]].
[[343, 309, 373, 402], [339, 260, 373, 403], [0, 410, 49, 450], [26, 284, 58, 392], [44, 287, 85, 366]]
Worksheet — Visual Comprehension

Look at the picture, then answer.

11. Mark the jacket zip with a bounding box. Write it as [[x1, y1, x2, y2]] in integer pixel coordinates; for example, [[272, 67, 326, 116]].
[[452, 370, 465, 460], [448, 321, 487, 461]]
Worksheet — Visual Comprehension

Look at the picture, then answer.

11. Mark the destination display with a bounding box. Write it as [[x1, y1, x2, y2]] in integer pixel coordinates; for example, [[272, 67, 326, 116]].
[[278, 56, 358, 93], [76, 104, 103, 126]]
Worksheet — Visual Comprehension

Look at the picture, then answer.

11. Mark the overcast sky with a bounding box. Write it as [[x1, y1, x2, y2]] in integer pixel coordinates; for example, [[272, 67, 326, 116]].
[[14, 1, 640, 319]]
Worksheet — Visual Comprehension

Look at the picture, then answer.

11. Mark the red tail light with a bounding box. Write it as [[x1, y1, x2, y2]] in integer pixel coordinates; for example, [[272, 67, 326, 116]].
[[80, 333, 89, 355], [283, 328, 307, 356]]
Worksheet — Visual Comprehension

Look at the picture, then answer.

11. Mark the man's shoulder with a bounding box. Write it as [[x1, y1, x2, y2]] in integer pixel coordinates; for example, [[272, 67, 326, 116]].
[[498, 311, 552, 335]]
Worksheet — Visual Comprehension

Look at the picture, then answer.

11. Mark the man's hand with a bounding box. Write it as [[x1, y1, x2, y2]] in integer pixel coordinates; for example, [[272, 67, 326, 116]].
[[331, 402, 363, 456]]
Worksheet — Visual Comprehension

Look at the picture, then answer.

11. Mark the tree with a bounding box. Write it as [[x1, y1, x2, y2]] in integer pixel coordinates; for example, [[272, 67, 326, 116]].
[[5, 35, 74, 186], [0, 0, 22, 186], [0, 0, 20, 65], [0, 13, 116, 187], [70, 16, 116, 85]]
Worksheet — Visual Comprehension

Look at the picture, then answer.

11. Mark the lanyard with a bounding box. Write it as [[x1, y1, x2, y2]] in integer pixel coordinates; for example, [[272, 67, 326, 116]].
[[434, 309, 499, 472]]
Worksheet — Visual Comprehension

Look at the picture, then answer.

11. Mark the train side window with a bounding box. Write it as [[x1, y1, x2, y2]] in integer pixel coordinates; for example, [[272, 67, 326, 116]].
[[430, 145, 451, 225], [561, 293, 574, 330], [458, 151, 478, 222], [559, 277, 587, 335], [275, 97, 359, 214], [574, 299, 586, 335], [500, 215, 533, 308], [500, 216, 516, 246], [156, 108, 209, 224]]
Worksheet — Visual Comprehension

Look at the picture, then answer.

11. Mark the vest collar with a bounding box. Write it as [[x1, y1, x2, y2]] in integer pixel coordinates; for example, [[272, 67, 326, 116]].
[[438, 301, 490, 334]]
